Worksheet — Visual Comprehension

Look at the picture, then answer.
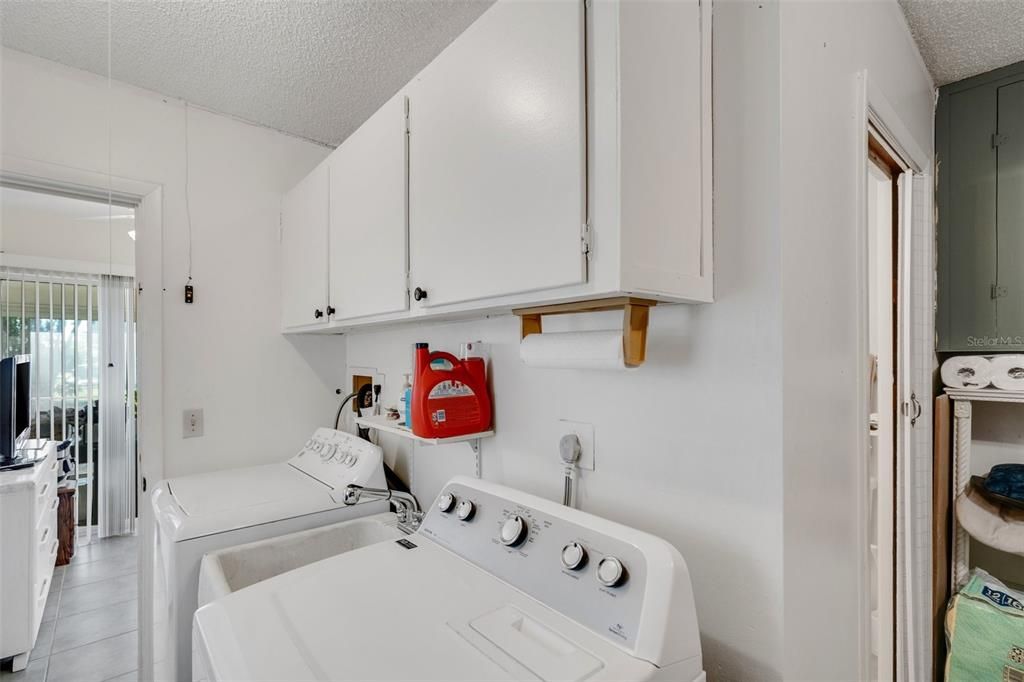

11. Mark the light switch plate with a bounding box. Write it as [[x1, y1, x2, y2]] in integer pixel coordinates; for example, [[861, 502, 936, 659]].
[[558, 420, 595, 471], [183, 409, 204, 438]]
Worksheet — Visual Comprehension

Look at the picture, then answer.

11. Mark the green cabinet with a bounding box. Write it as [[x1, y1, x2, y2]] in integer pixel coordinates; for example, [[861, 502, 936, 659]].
[[938, 61, 1024, 351]]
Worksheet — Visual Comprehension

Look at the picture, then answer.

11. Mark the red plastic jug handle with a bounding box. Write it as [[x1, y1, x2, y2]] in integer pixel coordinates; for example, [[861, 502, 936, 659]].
[[426, 351, 465, 373]]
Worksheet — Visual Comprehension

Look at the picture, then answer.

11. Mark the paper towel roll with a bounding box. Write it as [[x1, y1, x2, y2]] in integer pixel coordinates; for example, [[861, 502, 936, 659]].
[[940, 356, 993, 389], [519, 331, 631, 370], [990, 355, 1024, 391]]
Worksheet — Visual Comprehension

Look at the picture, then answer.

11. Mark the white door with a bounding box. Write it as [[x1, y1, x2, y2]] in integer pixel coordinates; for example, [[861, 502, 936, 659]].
[[281, 162, 329, 329], [407, 0, 586, 308], [329, 93, 409, 321], [895, 172, 930, 682]]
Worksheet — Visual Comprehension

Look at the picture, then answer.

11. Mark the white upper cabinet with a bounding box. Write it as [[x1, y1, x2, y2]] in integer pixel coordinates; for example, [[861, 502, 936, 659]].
[[329, 93, 409, 321], [407, 0, 586, 308], [281, 162, 329, 330], [280, 0, 712, 333]]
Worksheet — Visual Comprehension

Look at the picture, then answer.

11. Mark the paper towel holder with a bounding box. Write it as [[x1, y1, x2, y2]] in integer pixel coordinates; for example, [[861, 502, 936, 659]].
[[513, 297, 656, 368]]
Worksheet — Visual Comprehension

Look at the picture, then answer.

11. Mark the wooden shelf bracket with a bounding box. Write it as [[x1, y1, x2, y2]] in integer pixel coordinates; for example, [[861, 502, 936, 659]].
[[513, 297, 656, 368]]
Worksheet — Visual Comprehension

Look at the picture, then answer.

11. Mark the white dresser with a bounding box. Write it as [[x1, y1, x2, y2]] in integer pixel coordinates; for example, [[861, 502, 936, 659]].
[[0, 442, 59, 672]]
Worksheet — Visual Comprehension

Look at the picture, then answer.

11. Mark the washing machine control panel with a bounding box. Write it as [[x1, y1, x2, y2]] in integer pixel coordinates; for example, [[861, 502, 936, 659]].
[[289, 428, 384, 492], [419, 478, 688, 655]]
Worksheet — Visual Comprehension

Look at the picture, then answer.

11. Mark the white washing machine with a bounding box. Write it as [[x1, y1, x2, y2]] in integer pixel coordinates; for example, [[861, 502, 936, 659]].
[[192, 476, 705, 682], [148, 427, 388, 682]]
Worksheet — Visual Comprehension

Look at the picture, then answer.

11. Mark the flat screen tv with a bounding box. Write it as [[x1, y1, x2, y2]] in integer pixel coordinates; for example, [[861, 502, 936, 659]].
[[0, 355, 31, 462]]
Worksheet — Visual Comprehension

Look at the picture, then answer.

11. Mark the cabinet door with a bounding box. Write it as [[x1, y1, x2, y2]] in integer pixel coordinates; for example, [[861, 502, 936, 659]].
[[281, 163, 329, 329], [937, 84, 998, 349], [329, 93, 409, 321], [996, 80, 1024, 340], [408, 0, 586, 308]]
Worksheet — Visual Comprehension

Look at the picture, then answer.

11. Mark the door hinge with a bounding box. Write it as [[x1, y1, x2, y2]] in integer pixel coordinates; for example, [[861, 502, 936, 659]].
[[993, 133, 1009, 148], [581, 223, 591, 256], [992, 283, 1009, 299]]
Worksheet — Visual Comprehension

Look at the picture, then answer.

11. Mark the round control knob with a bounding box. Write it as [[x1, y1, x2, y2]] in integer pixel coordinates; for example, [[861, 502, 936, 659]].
[[560, 542, 587, 570], [438, 492, 456, 513], [597, 557, 626, 587], [455, 499, 476, 521], [500, 515, 529, 547], [320, 444, 334, 461]]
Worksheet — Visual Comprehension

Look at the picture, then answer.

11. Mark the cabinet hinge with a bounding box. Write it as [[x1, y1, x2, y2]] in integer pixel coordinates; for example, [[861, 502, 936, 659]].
[[581, 222, 591, 256], [993, 133, 1009, 148], [404, 96, 410, 135], [278, 212, 283, 243], [992, 283, 1009, 299]]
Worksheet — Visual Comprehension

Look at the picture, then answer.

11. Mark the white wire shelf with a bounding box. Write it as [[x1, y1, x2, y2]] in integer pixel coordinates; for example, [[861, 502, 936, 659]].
[[353, 414, 494, 448]]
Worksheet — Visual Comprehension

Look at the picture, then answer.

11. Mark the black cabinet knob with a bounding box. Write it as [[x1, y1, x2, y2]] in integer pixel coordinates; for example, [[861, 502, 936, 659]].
[[314, 309, 324, 319], [326, 305, 336, 316], [413, 287, 428, 302]]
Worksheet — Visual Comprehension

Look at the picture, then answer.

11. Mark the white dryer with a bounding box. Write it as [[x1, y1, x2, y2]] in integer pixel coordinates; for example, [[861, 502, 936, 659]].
[[148, 427, 388, 682], [192, 476, 705, 682]]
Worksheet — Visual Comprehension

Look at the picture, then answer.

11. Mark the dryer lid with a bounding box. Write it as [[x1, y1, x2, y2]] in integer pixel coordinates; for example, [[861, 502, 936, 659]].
[[168, 463, 328, 517]]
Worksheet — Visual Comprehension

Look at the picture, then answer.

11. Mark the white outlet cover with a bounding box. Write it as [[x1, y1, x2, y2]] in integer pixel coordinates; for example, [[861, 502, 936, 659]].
[[558, 419, 595, 471], [183, 409, 204, 438]]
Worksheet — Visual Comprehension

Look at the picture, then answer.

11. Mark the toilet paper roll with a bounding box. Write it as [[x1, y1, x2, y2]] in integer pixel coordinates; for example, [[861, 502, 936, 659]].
[[940, 355, 993, 389], [990, 355, 1024, 391], [519, 331, 631, 370]]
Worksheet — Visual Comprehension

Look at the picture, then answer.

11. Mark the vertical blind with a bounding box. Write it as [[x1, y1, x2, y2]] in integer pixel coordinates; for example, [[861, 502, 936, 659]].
[[99, 274, 137, 537], [0, 269, 136, 539]]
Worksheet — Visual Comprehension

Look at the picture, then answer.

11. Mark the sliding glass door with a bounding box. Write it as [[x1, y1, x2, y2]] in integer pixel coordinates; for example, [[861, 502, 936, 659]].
[[1, 272, 99, 537]]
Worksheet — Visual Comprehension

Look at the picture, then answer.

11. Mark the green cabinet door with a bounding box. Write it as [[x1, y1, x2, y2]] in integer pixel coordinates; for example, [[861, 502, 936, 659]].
[[938, 84, 998, 349], [937, 62, 1024, 351], [996, 80, 1024, 345]]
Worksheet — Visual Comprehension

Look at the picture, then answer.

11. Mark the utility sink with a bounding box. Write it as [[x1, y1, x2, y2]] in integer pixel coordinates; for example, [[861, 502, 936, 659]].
[[197, 512, 402, 607]]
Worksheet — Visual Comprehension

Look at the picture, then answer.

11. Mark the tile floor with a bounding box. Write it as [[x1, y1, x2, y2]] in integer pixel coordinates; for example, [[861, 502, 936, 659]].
[[1, 533, 138, 682]]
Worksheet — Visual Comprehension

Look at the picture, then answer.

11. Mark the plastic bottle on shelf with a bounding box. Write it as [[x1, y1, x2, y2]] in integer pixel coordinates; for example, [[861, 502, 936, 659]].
[[399, 374, 412, 428], [411, 342, 491, 438]]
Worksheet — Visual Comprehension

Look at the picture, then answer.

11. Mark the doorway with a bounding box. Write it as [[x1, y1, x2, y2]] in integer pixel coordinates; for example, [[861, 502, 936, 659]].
[[859, 94, 935, 682], [0, 185, 139, 542], [866, 127, 904, 682]]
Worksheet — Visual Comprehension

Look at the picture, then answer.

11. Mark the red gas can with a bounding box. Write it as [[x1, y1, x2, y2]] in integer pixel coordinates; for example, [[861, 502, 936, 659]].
[[410, 343, 491, 438]]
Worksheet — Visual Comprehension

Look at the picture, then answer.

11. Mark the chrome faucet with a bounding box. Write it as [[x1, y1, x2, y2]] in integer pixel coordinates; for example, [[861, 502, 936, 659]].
[[343, 484, 423, 533]]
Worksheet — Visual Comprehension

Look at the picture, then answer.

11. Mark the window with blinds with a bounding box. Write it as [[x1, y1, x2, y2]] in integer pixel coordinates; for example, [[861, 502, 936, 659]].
[[0, 271, 101, 534]]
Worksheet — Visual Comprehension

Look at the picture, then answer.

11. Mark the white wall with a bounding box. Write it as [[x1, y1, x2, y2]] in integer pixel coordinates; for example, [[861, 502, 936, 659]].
[[0, 186, 136, 275], [778, 1, 934, 679], [0, 48, 340, 479], [345, 3, 786, 680]]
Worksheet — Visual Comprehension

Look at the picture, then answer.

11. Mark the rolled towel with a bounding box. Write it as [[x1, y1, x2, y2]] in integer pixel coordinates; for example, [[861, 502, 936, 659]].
[[990, 354, 1024, 391], [941, 355, 993, 389]]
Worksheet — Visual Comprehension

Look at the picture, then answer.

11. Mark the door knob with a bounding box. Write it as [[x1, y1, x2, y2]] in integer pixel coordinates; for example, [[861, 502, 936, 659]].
[[413, 287, 428, 302], [314, 309, 324, 319], [326, 305, 336, 316]]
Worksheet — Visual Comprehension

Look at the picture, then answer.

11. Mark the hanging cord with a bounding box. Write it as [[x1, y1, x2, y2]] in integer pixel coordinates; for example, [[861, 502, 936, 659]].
[[184, 101, 194, 286], [106, 0, 114, 369]]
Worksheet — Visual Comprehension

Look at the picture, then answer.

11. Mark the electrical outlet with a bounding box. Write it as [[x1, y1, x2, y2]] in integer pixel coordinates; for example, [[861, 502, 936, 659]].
[[558, 420, 595, 471], [183, 409, 204, 438]]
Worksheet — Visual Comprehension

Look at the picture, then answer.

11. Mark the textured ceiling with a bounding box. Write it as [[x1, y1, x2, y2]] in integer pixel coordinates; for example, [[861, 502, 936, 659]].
[[0, 0, 493, 146], [898, 0, 1024, 86]]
